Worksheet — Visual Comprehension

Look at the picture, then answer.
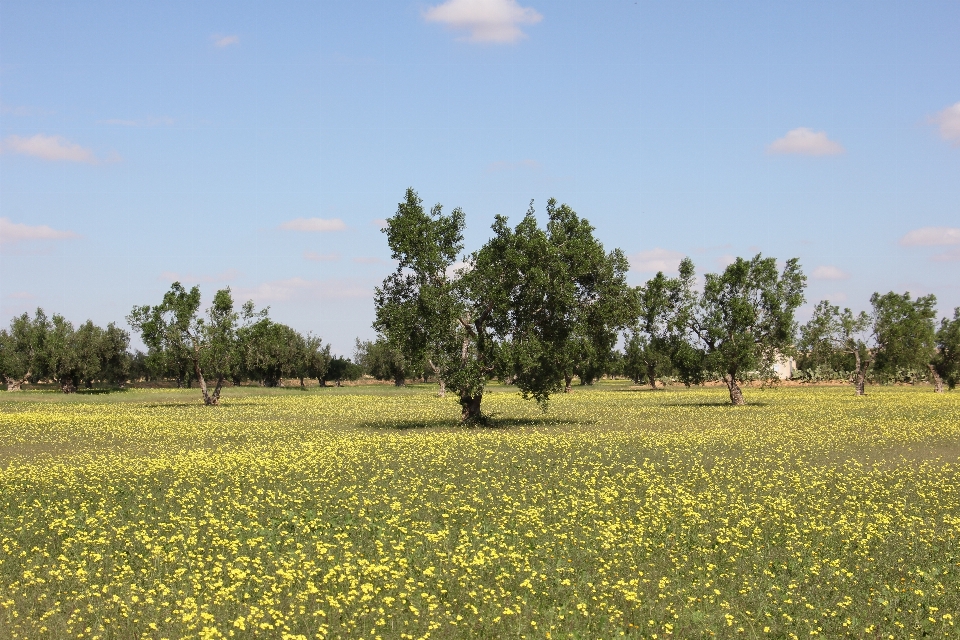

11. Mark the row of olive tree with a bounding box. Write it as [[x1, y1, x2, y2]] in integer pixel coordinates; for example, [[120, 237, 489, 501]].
[[374, 189, 959, 415], [0, 310, 130, 393], [797, 294, 960, 394], [127, 283, 357, 405]]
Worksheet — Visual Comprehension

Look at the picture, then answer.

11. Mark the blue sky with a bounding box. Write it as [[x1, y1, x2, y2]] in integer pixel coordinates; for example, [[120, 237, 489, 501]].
[[1, 0, 959, 355]]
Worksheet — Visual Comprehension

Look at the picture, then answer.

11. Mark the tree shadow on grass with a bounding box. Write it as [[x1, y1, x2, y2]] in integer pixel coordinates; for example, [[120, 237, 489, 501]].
[[657, 401, 771, 408], [359, 416, 584, 431]]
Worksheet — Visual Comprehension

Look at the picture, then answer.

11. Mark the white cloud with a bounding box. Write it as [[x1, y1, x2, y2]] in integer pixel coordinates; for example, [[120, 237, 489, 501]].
[[279, 218, 347, 232], [0, 218, 78, 244], [212, 34, 239, 48], [825, 292, 849, 303], [304, 251, 340, 262], [236, 277, 369, 303], [812, 265, 849, 280], [767, 128, 845, 156], [424, 0, 542, 43], [159, 269, 240, 284], [352, 256, 386, 265], [899, 226, 960, 246], [629, 248, 685, 273], [2, 134, 100, 163], [930, 101, 960, 146]]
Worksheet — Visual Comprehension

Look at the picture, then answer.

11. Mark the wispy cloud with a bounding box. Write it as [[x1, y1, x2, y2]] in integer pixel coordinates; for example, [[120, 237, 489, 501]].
[[352, 256, 386, 265], [236, 277, 369, 303], [899, 227, 960, 246], [930, 101, 960, 146], [485, 158, 541, 173], [424, 0, 542, 43], [6, 291, 35, 300], [629, 248, 685, 273], [812, 265, 849, 280], [716, 255, 737, 269], [767, 128, 845, 156], [212, 34, 240, 48], [159, 269, 240, 284], [279, 218, 347, 232], [0, 218, 78, 244], [100, 116, 174, 127], [2, 134, 105, 163], [304, 251, 340, 262], [932, 247, 960, 262], [1, 104, 55, 117]]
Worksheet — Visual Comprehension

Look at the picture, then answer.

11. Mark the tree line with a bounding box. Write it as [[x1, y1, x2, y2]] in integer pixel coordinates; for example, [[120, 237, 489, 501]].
[[373, 188, 960, 420], [3, 189, 958, 413], [0, 285, 364, 402]]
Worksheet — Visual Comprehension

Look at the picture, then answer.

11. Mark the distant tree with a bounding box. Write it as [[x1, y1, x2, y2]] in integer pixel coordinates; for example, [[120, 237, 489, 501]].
[[240, 319, 301, 387], [933, 308, 960, 391], [354, 338, 412, 386], [798, 300, 872, 395], [629, 268, 698, 389], [305, 336, 332, 387], [129, 283, 250, 405], [98, 323, 131, 387], [39, 316, 102, 393], [0, 309, 48, 391], [683, 255, 806, 405], [325, 356, 362, 386], [870, 291, 939, 390]]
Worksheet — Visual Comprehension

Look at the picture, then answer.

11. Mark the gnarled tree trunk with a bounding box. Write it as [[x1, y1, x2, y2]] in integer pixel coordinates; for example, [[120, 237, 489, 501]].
[[60, 378, 77, 394], [929, 364, 944, 394], [725, 373, 744, 406], [564, 375, 573, 393], [460, 392, 483, 423], [4, 376, 26, 392], [647, 364, 658, 389], [394, 375, 405, 387], [853, 350, 867, 396]]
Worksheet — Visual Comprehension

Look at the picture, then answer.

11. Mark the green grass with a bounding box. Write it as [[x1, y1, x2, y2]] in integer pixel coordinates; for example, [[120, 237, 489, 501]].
[[1, 384, 958, 639]]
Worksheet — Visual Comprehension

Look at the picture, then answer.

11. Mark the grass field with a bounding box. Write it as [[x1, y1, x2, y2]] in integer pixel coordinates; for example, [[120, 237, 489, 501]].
[[1, 383, 959, 639]]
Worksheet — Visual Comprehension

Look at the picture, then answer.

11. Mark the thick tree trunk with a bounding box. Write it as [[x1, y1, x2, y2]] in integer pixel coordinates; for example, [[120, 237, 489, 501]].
[[853, 350, 867, 396], [299, 377, 305, 388], [647, 364, 657, 389], [724, 373, 744, 406], [60, 378, 77, 394], [209, 375, 225, 405], [564, 375, 573, 393], [929, 364, 944, 394], [394, 375, 405, 387], [460, 392, 483, 423], [4, 376, 26, 392], [317, 377, 327, 387], [437, 379, 446, 398]]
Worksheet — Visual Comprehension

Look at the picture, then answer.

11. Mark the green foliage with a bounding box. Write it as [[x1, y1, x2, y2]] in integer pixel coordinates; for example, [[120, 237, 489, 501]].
[[354, 338, 414, 386], [129, 283, 252, 404], [870, 291, 938, 378], [0, 310, 48, 390], [934, 308, 960, 390], [685, 255, 807, 403], [376, 189, 636, 420], [325, 356, 362, 386]]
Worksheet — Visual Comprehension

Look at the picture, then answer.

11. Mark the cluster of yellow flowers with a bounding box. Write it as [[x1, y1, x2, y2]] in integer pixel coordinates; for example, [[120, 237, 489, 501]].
[[0, 386, 958, 638]]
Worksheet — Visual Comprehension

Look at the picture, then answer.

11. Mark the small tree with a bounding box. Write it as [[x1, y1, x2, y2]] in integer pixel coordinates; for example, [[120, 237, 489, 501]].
[[798, 300, 872, 394], [933, 308, 960, 391], [241, 319, 301, 387], [870, 291, 939, 390], [129, 283, 249, 405], [684, 255, 806, 405]]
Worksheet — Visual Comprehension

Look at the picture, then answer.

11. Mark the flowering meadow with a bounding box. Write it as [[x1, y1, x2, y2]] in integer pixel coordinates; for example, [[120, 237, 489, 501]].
[[1, 385, 959, 639]]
